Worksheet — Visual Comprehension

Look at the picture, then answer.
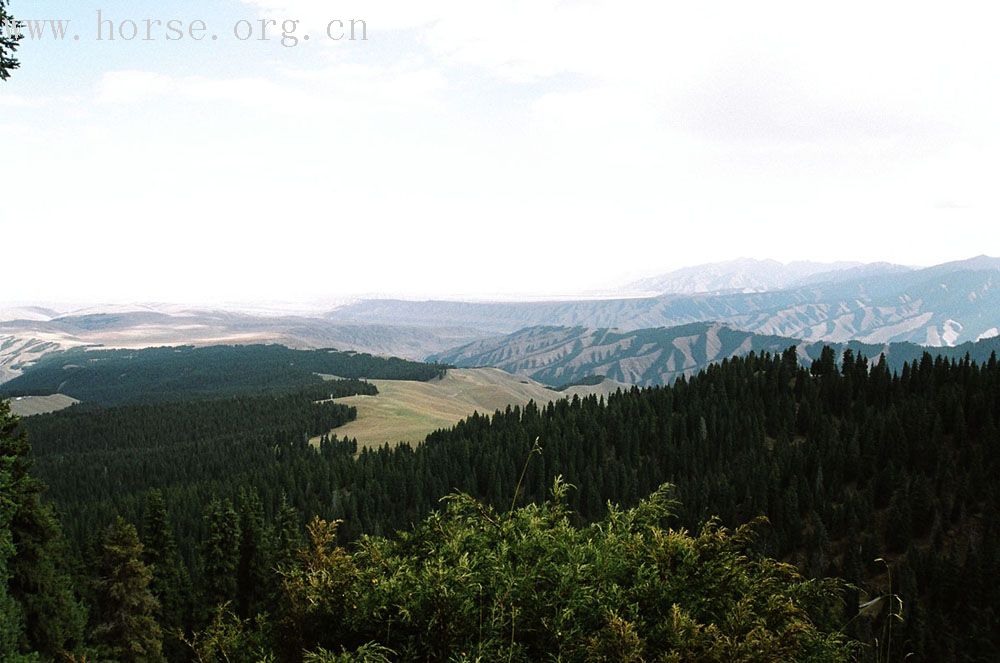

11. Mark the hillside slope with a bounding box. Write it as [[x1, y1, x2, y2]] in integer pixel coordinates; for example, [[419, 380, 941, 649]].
[[0, 310, 486, 383], [325, 368, 627, 447], [0, 344, 447, 406], [430, 322, 1000, 387]]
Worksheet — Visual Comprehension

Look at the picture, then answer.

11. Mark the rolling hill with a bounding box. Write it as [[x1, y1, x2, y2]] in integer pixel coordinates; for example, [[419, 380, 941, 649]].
[[0, 308, 486, 383], [321, 368, 628, 447]]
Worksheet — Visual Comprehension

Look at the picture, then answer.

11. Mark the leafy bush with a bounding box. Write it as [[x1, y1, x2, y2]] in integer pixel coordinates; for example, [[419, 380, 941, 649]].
[[275, 480, 853, 662]]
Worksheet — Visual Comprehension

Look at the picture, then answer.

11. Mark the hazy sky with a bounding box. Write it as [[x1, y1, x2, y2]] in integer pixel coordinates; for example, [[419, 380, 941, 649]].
[[2, 0, 998, 304]]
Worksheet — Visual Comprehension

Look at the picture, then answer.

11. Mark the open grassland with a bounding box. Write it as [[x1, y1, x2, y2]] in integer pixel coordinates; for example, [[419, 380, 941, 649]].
[[317, 368, 626, 448], [9, 394, 80, 417]]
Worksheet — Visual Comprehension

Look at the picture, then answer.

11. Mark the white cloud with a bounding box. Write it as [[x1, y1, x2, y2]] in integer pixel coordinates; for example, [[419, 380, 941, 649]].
[[96, 70, 174, 105], [0, 93, 39, 108], [2, 0, 999, 303]]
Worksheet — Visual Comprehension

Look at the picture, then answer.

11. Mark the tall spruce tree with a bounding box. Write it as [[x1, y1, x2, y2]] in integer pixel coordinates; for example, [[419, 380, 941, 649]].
[[1, 400, 85, 658], [273, 494, 304, 572], [1, 403, 27, 658], [236, 488, 272, 618], [202, 499, 240, 610], [141, 490, 191, 657], [93, 516, 164, 662]]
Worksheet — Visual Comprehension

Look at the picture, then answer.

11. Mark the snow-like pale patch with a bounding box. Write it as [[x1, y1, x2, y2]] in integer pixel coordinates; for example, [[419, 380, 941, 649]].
[[859, 312, 934, 344], [978, 328, 1000, 341], [941, 320, 963, 346], [671, 335, 698, 370], [704, 324, 722, 361]]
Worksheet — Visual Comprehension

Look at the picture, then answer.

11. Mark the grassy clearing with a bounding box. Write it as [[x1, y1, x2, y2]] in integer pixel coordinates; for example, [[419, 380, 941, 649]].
[[314, 368, 625, 448], [9, 394, 79, 417]]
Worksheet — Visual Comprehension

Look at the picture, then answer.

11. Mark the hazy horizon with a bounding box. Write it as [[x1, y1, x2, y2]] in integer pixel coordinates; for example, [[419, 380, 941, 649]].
[[4, 253, 998, 310]]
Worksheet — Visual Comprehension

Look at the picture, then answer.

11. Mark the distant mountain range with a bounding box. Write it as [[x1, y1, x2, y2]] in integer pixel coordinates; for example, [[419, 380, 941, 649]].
[[332, 256, 1000, 346], [3, 255, 998, 386], [429, 322, 1000, 387], [620, 258, 894, 295]]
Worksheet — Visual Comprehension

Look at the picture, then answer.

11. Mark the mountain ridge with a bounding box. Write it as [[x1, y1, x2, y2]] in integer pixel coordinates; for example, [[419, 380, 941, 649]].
[[333, 256, 1000, 346], [429, 322, 1000, 387], [621, 258, 869, 295]]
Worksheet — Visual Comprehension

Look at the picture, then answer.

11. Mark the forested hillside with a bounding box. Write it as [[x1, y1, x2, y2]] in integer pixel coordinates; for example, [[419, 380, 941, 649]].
[[3, 345, 999, 660], [1, 401, 853, 662], [24, 381, 374, 554], [0, 344, 448, 405]]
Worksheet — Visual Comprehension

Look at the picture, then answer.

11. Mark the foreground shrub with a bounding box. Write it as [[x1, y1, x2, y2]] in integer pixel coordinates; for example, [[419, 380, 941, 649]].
[[275, 479, 852, 662]]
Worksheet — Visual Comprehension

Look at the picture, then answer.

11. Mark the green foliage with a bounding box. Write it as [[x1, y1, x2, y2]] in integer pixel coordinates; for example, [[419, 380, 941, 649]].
[[14, 345, 1000, 660], [303, 643, 394, 662], [141, 491, 192, 659], [273, 496, 305, 573], [237, 488, 274, 618], [0, 0, 20, 80], [1, 400, 85, 658], [0, 404, 28, 658], [276, 481, 852, 662], [23, 385, 367, 553], [92, 517, 164, 662], [179, 605, 274, 663], [202, 500, 240, 610]]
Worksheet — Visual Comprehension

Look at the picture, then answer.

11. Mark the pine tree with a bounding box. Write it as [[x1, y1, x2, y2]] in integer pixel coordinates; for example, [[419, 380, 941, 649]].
[[202, 499, 240, 610], [0, 0, 21, 80], [236, 488, 272, 618], [1, 405, 27, 658], [886, 488, 913, 553], [93, 516, 164, 662], [141, 490, 191, 657], [274, 495, 304, 572], [811, 346, 837, 378], [1, 400, 85, 657]]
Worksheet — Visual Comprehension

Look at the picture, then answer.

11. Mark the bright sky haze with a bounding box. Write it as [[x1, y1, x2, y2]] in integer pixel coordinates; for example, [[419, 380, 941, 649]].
[[2, 0, 998, 304]]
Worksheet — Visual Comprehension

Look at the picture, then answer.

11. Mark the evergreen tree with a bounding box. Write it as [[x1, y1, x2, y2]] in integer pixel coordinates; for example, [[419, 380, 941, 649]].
[[12, 344, 1000, 659], [236, 488, 272, 618], [274, 495, 305, 572], [202, 499, 240, 610], [141, 490, 191, 657], [0, 403, 27, 658], [886, 488, 914, 553], [0, 0, 21, 80], [1, 400, 85, 657], [92, 516, 164, 662]]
